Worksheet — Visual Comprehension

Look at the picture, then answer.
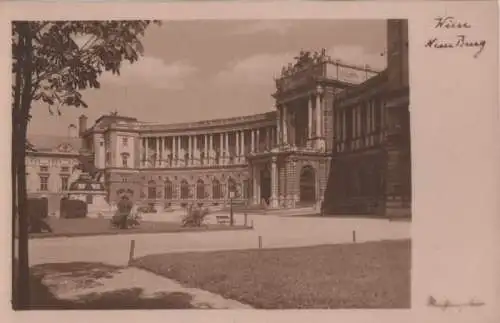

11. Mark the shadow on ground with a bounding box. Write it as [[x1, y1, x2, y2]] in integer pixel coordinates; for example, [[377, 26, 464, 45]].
[[28, 261, 195, 309]]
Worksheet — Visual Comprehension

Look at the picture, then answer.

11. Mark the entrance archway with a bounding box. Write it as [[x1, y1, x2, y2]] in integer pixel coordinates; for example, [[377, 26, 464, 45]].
[[299, 166, 316, 204], [260, 168, 271, 204]]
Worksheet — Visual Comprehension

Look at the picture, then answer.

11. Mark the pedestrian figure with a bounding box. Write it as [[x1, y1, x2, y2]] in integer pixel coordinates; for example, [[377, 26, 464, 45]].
[[116, 195, 133, 229]]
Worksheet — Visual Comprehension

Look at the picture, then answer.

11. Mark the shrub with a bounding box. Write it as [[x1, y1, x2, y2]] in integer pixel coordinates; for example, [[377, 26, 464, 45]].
[[181, 205, 210, 227], [60, 199, 87, 219], [27, 198, 48, 220]]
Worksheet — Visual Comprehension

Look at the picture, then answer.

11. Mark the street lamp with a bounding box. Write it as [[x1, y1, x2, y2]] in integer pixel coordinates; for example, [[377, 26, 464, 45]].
[[229, 191, 235, 226]]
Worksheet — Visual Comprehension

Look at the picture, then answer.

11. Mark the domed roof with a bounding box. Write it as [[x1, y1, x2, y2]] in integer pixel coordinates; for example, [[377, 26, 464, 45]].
[[69, 172, 105, 192]]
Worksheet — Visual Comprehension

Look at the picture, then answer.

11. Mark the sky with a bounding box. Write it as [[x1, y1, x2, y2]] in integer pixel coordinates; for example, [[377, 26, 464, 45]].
[[27, 19, 387, 136]]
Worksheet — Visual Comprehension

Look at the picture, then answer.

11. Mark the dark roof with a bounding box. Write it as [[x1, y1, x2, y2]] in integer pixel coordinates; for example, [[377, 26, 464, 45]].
[[27, 134, 82, 154]]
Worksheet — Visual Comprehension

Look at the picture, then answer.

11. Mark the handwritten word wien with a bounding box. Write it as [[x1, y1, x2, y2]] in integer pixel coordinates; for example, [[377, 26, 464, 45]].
[[425, 16, 486, 58]]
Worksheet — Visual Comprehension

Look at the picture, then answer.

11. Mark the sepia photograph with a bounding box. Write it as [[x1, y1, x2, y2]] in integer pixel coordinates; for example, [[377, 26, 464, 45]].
[[12, 18, 411, 310]]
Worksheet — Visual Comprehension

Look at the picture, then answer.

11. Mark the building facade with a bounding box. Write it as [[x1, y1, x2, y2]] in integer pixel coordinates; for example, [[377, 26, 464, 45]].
[[26, 128, 82, 215], [76, 49, 381, 213], [323, 19, 411, 218], [26, 19, 411, 218]]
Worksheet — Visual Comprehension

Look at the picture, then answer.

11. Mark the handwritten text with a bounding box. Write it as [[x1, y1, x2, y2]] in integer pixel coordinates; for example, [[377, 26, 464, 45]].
[[426, 17, 486, 58]]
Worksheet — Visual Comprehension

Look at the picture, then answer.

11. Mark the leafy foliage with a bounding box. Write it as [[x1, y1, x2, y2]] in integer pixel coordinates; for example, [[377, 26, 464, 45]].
[[182, 205, 210, 227], [12, 20, 161, 115]]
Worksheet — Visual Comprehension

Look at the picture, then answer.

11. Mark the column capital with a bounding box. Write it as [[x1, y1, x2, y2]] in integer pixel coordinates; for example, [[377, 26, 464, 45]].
[[316, 85, 324, 95]]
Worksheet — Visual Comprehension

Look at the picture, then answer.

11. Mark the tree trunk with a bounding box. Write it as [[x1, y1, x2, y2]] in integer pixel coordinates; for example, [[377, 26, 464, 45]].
[[11, 24, 23, 310], [13, 21, 33, 310]]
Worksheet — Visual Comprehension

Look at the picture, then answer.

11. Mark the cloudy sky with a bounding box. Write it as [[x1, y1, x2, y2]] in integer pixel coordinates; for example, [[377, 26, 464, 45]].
[[28, 19, 387, 136]]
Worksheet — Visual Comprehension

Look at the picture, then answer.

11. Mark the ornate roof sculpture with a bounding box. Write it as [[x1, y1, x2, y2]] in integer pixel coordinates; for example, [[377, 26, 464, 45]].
[[279, 48, 330, 78]]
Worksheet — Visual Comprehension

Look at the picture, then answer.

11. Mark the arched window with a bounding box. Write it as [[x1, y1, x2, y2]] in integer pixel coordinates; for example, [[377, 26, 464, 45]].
[[196, 179, 205, 200], [212, 179, 222, 199], [299, 166, 316, 203], [164, 179, 173, 200], [148, 180, 157, 200], [180, 179, 189, 199]]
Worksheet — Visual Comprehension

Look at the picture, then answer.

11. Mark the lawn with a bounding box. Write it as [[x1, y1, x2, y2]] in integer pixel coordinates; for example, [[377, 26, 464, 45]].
[[29, 217, 250, 239], [132, 239, 411, 309]]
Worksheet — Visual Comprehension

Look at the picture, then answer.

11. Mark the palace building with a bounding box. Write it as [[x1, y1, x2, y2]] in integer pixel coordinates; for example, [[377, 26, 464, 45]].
[[26, 19, 411, 218], [323, 19, 411, 218]]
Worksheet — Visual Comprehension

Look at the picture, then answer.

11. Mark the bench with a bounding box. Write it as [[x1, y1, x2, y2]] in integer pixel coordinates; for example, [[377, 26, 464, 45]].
[[216, 215, 230, 225]]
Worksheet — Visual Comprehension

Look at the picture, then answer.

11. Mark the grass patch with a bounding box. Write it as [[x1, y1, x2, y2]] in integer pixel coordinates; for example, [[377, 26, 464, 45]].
[[29, 217, 250, 239], [132, 239, 411, 309]]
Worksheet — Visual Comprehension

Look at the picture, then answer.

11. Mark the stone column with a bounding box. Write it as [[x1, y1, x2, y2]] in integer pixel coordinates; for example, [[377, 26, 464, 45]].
[[224, 132, 229, 165], [194, 135, 199, 166], [265, 128, 269, 150], [271, 157, 278, 208], [256, 128, 260, 152], [155, 137, 160, 168], [188, 135, 192, 166], [204, 134, 208, 165], [159, 137, 164, 167], [167, 137, 172, 167], [240, 130, 245, 162], [308, 95, 313, 141], [178, 136, 182, 165], [343, 112, 347, 142], [139, 138, 144, 167], [251, 129, 255, 153], [219, 133, 224, 165], [235, 131, 240, 164], [316, 86, 322, 138], [209, 134, 213, 165], [276, 106, 282, 146], [282, 105, 288, 145], [173, 136, 177, 167]]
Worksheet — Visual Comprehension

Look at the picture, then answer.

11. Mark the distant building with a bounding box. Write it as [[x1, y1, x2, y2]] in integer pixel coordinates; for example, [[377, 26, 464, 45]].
[[26, 19, 410, 218], [25, 127, 82, 216]]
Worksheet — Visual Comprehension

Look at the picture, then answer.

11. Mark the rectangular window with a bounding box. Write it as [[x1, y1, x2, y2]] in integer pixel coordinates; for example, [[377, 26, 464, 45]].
[[86, 194, 93, 204], [61, 176, 69, 191], [122, 137, 128, 147], [39, 176, 49, 191]]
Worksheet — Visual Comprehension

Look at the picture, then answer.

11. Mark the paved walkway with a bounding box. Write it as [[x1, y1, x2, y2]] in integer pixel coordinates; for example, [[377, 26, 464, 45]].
[[30, 213, 410, 266], [39, 266, 251, 309], [29, 213, 410, 309]]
